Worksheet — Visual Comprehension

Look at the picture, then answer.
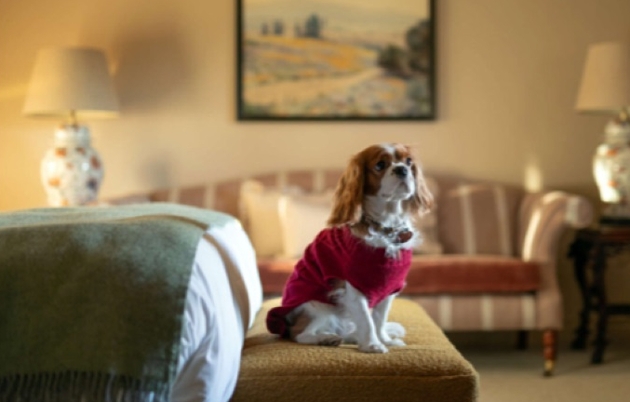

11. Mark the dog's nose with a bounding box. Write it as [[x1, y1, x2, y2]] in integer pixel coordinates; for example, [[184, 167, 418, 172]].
[[393, 166, 408, 178]]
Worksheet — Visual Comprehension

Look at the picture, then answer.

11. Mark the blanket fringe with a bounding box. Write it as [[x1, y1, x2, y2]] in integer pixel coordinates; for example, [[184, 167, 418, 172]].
[[0, 372, 171, 402]]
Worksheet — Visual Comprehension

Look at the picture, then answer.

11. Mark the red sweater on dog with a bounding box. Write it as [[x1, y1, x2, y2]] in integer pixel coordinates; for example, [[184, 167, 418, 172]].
[[266, 225, 412, 337]]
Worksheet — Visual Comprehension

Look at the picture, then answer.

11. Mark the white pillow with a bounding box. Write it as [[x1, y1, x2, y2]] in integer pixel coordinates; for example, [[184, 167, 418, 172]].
[[414, 176, 444, 255], [278, 191, 333, 258], [239, 180, 286, 257]]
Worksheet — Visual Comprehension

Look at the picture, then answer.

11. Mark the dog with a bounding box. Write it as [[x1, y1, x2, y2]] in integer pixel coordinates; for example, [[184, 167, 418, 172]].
[[266, 143, 433, 353]]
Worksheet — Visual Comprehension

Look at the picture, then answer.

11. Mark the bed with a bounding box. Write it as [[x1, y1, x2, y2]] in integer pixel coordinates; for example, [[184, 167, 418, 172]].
[[172, 214, 262, 402], [0, 203, 263, 402]]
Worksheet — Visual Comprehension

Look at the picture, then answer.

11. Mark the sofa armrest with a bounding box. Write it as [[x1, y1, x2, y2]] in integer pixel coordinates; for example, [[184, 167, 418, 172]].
[[517, 191, 593, 329], [518, 191, 593, 263]]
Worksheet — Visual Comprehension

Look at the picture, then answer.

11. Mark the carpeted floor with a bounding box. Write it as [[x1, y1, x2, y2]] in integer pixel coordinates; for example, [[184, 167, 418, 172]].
[[448, 323, 630, 402]]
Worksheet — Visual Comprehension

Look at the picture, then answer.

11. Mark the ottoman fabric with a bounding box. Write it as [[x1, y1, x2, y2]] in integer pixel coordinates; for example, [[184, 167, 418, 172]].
[[231, 298, 478, 402]]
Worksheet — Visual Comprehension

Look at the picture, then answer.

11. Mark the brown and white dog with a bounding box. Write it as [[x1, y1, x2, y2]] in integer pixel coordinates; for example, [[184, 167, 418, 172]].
[[266, 143, 432, 353]]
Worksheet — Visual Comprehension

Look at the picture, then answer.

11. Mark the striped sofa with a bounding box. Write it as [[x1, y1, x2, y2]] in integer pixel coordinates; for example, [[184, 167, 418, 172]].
[[106, 169, 593, 376]]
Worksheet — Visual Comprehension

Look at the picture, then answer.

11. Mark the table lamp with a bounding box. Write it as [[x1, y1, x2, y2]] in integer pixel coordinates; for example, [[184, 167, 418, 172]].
[[23, 46, 119, 207], [576, 42, 630, 218]]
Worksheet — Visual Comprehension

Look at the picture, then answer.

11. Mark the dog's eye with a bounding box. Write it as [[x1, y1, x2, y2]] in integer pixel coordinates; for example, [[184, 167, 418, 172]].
[[405, 157, 412, 166], [375, 161, 386, 171]]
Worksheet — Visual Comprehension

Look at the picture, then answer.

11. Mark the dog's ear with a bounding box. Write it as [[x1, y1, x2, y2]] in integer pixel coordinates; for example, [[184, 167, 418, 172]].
[[404, 162, 433, 216], [328, 154, 365, 226]]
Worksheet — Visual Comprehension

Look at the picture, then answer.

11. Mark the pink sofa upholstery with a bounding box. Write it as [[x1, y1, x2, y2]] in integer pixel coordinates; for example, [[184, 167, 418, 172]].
[[107, 168, 593, 375]]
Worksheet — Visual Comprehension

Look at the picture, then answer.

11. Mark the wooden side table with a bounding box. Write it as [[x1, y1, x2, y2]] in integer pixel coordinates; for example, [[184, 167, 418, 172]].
[[567, 222, 630, 364]]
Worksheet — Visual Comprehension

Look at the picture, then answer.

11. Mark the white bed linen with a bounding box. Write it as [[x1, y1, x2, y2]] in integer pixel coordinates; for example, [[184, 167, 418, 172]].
[[171, 220, 263, 402]]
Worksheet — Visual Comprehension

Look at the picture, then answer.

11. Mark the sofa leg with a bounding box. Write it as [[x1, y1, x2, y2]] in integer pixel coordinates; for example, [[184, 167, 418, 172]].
[[516, 330, 528, 350], [543, 330, 558, 377]]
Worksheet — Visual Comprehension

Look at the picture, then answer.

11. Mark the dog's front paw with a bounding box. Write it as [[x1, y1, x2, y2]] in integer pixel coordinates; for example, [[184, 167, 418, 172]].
[[359, 342, 388, 354]]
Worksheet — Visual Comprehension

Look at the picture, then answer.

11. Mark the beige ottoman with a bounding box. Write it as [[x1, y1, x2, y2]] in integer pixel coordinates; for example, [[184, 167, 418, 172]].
[[231, 298, 478, 402]]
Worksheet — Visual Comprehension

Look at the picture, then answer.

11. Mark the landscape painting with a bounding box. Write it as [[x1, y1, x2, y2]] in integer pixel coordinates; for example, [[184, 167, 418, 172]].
[[237, 0, 435, 120]]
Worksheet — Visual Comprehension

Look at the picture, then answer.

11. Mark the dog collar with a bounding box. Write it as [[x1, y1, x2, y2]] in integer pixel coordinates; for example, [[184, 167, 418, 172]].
[[360, 214, 413, 244]]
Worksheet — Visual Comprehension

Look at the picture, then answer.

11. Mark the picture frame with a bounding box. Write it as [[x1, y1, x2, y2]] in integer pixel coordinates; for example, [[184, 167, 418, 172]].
[[236, 0, 436, 121]]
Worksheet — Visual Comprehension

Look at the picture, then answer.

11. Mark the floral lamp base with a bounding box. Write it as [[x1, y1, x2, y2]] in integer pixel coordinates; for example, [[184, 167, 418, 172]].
[[41, 124, 104, 207], [593, 118, 630, 218]]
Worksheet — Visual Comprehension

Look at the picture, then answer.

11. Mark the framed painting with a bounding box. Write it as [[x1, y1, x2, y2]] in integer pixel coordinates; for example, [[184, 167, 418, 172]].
[[236, 0, 436, 121]]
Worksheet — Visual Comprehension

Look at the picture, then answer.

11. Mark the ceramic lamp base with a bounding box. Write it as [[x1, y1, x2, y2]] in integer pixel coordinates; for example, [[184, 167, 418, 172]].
[[41, 124, 104, 207], [593, 116, 630, 217]]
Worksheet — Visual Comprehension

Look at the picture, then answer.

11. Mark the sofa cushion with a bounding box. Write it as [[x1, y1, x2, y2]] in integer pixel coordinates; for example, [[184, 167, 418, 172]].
[[257, 257, 298, 294], [404, 255, 541, 294], [231, 298, 479, 402], [434, 178, 524, 256], [257, 255, 540, 296]]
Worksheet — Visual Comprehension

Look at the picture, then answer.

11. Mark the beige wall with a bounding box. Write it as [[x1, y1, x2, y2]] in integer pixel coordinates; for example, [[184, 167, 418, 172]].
[[4, 0, 630, 210], [1, 0, 630, 327]]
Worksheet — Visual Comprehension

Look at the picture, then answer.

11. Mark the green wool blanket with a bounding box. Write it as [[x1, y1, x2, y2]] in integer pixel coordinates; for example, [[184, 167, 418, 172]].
[[0, 203, 235, 402]]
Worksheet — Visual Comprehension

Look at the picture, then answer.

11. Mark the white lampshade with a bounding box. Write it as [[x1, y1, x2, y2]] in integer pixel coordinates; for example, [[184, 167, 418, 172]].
[[23, 47, 119, 120], [576, 42, 630, 114]]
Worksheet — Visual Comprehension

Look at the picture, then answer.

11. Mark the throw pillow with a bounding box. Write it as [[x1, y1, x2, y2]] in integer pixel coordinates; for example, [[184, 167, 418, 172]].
[[437, 181, 523, 255], [239, 180, 288, 257], [414, 176, 443, 255], [278, 191, 334, 258]]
